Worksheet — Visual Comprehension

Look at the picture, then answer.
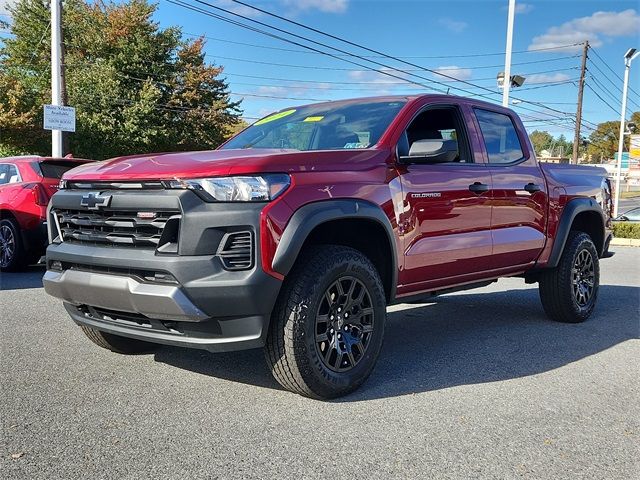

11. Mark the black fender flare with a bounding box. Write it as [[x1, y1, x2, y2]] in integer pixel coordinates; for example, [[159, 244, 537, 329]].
[[271, 199, 398, 300], [547, 197, 606, 268]]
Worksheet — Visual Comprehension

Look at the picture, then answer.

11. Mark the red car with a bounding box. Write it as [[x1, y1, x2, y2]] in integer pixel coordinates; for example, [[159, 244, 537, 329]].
[[44, 95, 613, 398], [0, 156, 93, 271]]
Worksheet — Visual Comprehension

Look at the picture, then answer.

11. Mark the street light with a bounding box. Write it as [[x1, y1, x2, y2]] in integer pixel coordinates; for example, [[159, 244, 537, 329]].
[[613, 47, 640, 218]]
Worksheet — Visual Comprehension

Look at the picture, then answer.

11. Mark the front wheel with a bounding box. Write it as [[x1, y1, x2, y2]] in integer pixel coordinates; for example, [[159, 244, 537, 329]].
[[265, 245, 387, 399], [539, 231, 600, 323]]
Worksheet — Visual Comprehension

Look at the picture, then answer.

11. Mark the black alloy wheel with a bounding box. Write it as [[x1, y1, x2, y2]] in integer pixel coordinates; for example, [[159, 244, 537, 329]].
[[572, 248, 596, 308], [315, 276, 375, 372], [0, 223, 16, 269]]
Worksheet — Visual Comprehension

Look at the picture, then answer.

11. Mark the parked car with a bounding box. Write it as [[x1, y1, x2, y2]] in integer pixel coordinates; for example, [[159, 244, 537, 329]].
[[0, 156, 93, 271], [615, 206, 640, 222], [43, 95, 613, 398]]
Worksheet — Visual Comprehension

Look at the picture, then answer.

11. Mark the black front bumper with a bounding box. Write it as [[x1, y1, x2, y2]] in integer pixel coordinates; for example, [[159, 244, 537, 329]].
[[44, 189, 282, 352]]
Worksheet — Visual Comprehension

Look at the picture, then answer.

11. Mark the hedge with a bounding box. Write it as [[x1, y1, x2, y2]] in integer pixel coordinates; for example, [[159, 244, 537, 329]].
[[612, 222, 640, 239]]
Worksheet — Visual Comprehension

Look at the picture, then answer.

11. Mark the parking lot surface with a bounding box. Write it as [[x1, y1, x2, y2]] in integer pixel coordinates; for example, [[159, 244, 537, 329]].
[[1, 248, 638, 479]]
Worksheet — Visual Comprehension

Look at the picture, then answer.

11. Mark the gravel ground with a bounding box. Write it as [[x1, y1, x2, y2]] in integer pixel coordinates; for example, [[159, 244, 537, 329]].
[[1, 248, 638, 479]]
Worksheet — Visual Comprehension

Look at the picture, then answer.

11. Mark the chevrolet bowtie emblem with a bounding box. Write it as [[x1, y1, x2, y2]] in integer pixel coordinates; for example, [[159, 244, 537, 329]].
[[80, 192, 112, 210]]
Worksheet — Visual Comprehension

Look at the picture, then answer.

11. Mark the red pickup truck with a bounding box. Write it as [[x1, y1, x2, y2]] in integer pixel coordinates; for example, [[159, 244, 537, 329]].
[[43, 95, 613, 398]]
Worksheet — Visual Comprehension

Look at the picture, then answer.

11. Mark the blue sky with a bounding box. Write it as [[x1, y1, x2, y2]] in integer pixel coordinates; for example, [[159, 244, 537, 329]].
[[149, 0, 640, 138], [2, 0, 639, 138]]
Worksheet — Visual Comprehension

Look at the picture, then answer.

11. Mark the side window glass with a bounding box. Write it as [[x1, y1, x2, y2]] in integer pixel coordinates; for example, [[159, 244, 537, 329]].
[[402, 107, 471, 162], [474, 109, 524, 164], [7, 165, 21, 184]]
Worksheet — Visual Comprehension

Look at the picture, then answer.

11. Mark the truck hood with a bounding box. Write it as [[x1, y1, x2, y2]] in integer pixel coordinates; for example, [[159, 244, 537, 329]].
[[63, 148, 390, 181]]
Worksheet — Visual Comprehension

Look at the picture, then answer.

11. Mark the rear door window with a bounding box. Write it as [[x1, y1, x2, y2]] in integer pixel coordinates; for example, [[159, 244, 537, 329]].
[[0, 164, 21, 185], [474, 109, 525, 164]]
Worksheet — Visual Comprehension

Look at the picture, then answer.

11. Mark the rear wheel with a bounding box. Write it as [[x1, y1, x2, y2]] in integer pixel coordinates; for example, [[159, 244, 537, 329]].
[[265, 245, 386, 399], [0, 219, 26, 272], [80, 326, 158, 354], [539, 231, 600, 323]]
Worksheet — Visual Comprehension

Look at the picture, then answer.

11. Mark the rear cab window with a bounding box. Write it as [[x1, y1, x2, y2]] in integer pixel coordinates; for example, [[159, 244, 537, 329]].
[[474, 108, 525, 164], [34, 160, 86, 179]]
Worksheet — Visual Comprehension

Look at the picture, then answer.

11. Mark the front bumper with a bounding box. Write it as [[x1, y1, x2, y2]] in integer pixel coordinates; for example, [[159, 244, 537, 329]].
[[44, 189, 283, 352]]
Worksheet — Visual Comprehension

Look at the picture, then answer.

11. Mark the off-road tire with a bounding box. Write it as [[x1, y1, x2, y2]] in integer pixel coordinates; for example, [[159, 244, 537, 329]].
[[539, 231, 600, 323], [0, 218, 27, 272], [265, 245, 386, 399], [80, 325, 158, 354]]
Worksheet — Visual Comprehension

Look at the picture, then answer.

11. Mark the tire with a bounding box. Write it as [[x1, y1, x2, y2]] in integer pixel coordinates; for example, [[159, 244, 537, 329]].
[[539, 231, 600, 323], [80, 325, 158, 354], [0, 218, 27, 272], [265, 245, 387, 399]]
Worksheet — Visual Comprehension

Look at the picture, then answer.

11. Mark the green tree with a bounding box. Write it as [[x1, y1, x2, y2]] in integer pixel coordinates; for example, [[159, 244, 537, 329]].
[[587, 121, 621, 162], [0, 0, 242, 159], [585, 111, 640, 162], [528, 130, 553, 155]]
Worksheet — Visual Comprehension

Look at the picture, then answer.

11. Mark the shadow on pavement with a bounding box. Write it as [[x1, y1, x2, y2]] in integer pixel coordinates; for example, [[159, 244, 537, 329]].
[[0, 265, 45, 291], [154, 284, 639, 400]]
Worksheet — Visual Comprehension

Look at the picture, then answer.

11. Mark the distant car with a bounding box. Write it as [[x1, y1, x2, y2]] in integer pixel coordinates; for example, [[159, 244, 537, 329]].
[[615, 207, 640, 222], [0, 156, 93, 271]]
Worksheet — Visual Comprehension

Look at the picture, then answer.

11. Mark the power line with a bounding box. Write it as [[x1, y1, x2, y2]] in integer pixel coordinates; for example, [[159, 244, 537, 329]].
[[587, 59, 640, 110], [164, 0, 452, 95], [206, 52, 578, 72], [184, 30, 583, 58], [585, 83, 620, 116], [166, 0, 578, 124], [590, 47, 640, 100]]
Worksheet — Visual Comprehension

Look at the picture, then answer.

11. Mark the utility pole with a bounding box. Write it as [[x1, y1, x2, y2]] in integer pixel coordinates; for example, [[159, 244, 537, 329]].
[[572, 41, 589, 165], [502, 0, 516, 107], [51, 0, 63, 157], [613, 48, 639, 218]]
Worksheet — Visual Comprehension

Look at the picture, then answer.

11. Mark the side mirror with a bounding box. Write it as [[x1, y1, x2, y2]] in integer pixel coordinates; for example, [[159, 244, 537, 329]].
[[399, 139, 458, 164]]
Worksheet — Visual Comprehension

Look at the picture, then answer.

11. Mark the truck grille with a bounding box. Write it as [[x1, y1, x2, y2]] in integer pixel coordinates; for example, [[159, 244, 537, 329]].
[[54, 208, 180, 249], [217, 231, 254, 270]]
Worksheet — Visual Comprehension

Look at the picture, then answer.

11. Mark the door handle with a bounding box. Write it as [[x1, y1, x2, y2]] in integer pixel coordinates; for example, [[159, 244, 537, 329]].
[[524, 183, 541, 193], [468, 182, 490, 193]]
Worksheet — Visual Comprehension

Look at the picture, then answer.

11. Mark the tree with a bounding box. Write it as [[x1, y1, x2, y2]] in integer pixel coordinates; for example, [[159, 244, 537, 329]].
[[586, 111, 640, 162], [587, 121, 623, 162], [528, 130, 553, 155], [0, 0, 242, 159]]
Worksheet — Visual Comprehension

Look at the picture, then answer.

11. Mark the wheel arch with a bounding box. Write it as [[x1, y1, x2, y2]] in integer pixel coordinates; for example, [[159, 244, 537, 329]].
[[271, 199, 398, 302], [0, 209, 18, 222], [547, 198, 606, 268]]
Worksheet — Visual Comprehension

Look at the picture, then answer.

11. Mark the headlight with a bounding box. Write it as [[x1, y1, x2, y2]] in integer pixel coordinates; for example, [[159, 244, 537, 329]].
[[168, 174, 290, 202], [58, 179, 67, 189]]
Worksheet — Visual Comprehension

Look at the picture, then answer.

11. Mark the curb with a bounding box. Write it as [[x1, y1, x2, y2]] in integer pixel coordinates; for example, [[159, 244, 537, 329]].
[[610, 238, 640, 247]]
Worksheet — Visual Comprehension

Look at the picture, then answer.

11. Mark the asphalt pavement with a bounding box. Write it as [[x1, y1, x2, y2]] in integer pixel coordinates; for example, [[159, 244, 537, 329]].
[[1, 248, 639, 479]]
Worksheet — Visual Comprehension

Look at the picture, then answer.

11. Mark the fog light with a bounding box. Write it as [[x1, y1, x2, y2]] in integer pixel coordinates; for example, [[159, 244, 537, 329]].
[[50, 260, 63, 271]]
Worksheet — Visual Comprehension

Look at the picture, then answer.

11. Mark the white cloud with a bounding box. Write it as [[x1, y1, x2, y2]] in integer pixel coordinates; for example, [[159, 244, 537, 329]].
[[213, 0, 263, 17], [524, 73, 571, 84], [515, 3, 534, 14], [257, 86, 289, 95], [347, 68, 412, 85], [528, 9, 640, 52], [0, 0, 14, 18], [433, 66, 473, 82], [281, 0, 348, 14], [438, 18, 468, 33], [503, 3, 533, 14]]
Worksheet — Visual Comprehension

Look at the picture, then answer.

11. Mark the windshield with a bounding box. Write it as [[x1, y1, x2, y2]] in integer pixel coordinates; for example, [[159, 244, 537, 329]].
[[221, 100, 407, 151]]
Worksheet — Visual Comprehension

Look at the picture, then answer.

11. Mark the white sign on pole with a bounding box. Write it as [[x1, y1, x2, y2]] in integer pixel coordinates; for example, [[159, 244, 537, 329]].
[[44, 105, 76, 133]]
